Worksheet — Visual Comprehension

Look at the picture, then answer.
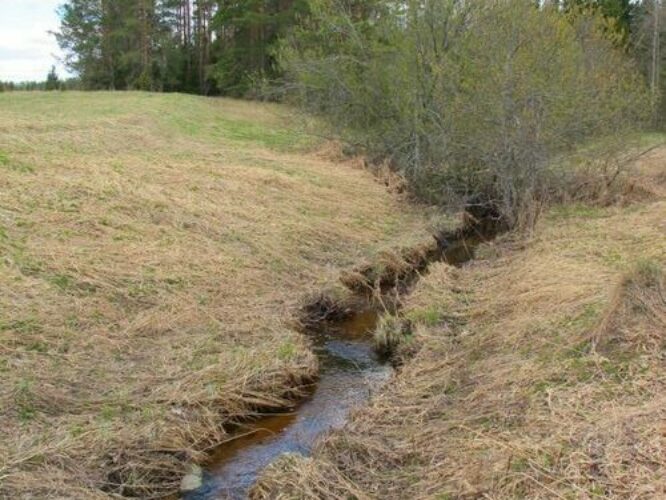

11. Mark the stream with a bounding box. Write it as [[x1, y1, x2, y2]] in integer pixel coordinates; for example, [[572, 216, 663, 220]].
[[183, 218, 501, 500], [183, 310, 390, 499]]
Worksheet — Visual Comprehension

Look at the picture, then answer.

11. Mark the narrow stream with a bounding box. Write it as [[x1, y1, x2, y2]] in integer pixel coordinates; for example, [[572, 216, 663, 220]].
[[184, 310, 391, 500], [183, 218, 502, 500]]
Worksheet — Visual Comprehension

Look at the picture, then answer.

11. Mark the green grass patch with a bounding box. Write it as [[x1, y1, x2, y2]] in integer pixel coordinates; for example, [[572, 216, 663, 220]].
[[406, 306, 442, 326], [630, 258, 663, 286], [15, 378, 36, 423], [561, 303, 603, 336], [277, 340, 298, 361], [49, 274, 74, 291], [0, 317, 43, 335], [637, 131, 666, 149], [0, 150, 35, 173], [213, 118, 311, 151]]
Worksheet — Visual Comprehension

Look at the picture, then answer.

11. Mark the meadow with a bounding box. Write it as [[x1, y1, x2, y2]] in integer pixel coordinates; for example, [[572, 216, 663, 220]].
[[0, 92, 433, 497]]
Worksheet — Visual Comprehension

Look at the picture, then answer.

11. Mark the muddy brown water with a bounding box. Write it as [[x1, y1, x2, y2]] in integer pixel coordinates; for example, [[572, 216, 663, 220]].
[[183, 220, 501, 500], [184, 310, 391, 499]]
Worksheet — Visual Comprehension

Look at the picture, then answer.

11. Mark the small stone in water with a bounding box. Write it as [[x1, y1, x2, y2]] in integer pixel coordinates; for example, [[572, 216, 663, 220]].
[[181, 464, 203, 491]]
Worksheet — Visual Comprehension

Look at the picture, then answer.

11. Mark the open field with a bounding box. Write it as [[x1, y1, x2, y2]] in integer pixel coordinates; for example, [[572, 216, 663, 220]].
[[0, 92, 433, 497], [256, 146, 666, 498]]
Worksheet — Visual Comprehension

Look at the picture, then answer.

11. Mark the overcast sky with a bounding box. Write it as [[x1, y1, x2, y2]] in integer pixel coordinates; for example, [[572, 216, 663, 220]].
[[0, 0, 71, 82]]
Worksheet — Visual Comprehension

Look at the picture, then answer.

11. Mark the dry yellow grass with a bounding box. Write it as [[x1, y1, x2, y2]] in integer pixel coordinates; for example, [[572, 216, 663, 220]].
[[0, 91, 433, 497], [255, 147, 666, 498]]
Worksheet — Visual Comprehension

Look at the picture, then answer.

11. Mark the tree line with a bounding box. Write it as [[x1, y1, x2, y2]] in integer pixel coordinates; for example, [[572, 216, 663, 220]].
[[55, 0, 308, 96], [53, 1, 666, 111], [0, 66, 80, 92]]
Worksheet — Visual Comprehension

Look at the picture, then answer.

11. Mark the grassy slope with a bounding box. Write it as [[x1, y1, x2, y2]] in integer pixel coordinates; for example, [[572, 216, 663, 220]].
[[256, 147, 666, 498], [0, 92, 432, 497]]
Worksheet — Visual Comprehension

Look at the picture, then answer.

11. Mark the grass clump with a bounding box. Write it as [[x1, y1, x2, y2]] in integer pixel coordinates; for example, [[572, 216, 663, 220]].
[[374, 315, 412, 357], [0, 150, 34, 174], [593, 258, 665, 355]]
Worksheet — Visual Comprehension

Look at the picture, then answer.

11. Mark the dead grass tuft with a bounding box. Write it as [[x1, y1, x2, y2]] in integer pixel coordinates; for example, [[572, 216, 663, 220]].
[[564, 141, 666, 207], [373, 314, 412, 358], [593, 259, 665, 354], [297, 289, 356, 329], [340, 240, 443, 294]]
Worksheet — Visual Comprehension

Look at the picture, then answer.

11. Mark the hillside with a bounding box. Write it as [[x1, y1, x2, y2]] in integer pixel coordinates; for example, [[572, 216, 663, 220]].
[[0, 92, 432, 497], [256, 147, 666, 498]]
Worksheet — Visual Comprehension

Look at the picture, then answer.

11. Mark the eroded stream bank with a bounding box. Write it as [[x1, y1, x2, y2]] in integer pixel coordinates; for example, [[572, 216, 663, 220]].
[[183, 216, 503, 500], [184, 309, 390, 499]]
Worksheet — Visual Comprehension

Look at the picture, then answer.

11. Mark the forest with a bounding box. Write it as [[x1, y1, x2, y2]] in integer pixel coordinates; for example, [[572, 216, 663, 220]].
[[37, 0, 666, 105], [53, 0, 308, 95]]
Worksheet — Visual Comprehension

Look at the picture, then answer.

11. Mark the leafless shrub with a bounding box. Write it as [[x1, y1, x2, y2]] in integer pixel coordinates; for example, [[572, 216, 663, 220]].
[[281, 0, 650, 227]]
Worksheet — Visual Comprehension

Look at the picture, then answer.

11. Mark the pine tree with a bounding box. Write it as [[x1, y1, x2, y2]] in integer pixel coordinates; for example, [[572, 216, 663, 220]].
[[45, 66, 61, 90], [55, 0, 308, 94]]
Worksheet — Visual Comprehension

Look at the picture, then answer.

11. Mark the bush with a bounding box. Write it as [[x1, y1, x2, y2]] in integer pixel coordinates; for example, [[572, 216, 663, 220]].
[[280, 0, 649, 226]]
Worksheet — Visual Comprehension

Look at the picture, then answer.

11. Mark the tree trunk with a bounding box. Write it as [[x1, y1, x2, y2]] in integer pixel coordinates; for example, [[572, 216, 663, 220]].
[[651, 0, 661, 124], [101, 0, 115, 89]]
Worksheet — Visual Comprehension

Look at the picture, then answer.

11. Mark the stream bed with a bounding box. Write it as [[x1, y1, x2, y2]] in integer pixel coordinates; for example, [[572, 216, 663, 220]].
[[184, 218, 501, 499], [184, 309, 391, 499]]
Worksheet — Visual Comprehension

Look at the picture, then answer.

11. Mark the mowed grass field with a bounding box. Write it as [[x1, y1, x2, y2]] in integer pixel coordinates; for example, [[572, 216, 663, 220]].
[[0, 92, 431, 497]]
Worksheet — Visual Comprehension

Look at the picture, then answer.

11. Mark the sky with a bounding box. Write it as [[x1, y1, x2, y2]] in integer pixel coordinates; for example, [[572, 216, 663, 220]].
[[0, 0, 72, 82]]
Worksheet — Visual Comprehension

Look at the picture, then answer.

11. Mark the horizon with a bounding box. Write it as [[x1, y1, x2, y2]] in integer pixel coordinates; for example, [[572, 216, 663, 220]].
[[0, 0, 72, 82]]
